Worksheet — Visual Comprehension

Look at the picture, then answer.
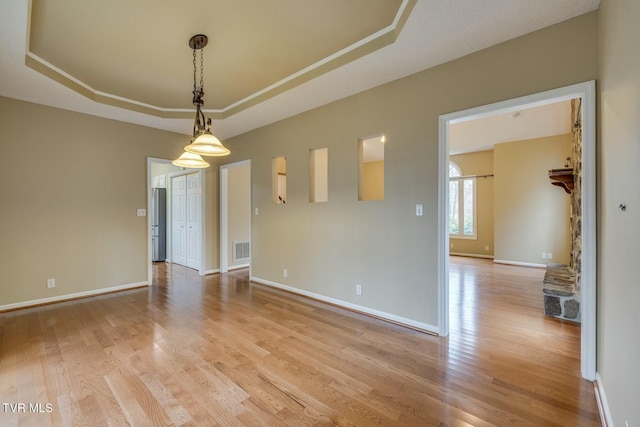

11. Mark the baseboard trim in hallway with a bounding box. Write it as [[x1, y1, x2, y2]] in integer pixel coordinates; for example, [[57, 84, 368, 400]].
[[250, 276, 440, 335], [0, 281, 148, 313]]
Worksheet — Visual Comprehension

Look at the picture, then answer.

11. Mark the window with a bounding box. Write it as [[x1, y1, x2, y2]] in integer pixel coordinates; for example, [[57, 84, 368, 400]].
[[449, 161, 476, 239], [272, 156, 286, 204], [309, 148, 328, 203], [358, 134, 385, 200]]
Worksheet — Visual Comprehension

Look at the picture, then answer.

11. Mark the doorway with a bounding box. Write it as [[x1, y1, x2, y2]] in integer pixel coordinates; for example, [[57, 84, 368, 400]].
[[219, 160, 251, 274], [437, 81, 596, 381], [146, 158, 207, 284]]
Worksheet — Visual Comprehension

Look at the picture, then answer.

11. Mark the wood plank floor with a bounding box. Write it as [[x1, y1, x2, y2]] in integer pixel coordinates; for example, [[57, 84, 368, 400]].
[[0, 257, 600, 426]]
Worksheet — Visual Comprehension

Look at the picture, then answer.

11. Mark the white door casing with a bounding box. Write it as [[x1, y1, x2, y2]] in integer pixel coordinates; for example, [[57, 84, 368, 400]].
[[438, 81, 597, 381]]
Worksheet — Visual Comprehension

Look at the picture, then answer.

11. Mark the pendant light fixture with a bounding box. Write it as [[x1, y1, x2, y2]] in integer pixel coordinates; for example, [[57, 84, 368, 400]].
[[173, 34, 229, 168], [172, 151, 210, 168]]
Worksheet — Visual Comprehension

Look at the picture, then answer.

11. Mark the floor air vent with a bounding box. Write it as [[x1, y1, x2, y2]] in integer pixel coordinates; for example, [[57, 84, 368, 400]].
[[233, 241, 250, 262]]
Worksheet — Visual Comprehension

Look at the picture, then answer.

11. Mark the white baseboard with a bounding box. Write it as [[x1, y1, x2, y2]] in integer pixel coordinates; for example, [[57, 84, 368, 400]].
[[493, 259, 546, 268], [250, 276, 439, 335], [0, 281, 148, 312], [594, 373, 613, 427], [203, 265, 248, 275], [450, 252, 494, 259]]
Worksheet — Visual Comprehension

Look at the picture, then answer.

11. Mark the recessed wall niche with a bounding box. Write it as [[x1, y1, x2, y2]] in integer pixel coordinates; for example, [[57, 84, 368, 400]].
[[358, 134, 385, 201], [272, 156, 286, 204], [309, 147, 328, 203]]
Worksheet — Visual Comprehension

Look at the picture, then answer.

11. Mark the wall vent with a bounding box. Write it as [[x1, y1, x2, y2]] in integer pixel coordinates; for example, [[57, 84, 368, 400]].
[[233, 241, 250, 262]]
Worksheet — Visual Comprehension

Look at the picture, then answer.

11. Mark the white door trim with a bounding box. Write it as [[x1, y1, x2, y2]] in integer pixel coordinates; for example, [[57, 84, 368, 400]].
[[219, 159, 251, 274], [437, 81, 597, 381]]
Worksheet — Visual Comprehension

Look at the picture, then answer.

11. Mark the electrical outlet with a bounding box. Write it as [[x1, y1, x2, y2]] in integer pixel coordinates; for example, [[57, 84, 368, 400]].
[[255, 208, 259, 215], [547, 253, 553, 260], [450, 243, 454, 249], [283, 269, 288, 278], [484, 245, 490, 251], [541, 252, 547, 259], [47, 278, 55, 288], [356, 284, 362, 295]]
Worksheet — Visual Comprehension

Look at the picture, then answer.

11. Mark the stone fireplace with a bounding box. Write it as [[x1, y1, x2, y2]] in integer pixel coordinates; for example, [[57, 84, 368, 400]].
[[543, 98, 582, 322]]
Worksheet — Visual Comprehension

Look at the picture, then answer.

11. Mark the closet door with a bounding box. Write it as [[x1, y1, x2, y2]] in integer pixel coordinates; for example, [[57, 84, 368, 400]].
[[172, 175, 187, 266], [185, 173, 202, 269]]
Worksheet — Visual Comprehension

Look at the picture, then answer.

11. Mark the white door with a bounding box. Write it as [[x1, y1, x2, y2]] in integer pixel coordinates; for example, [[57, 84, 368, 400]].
[[171, 173, 202, 269], [186, 173, 202, 269], [172, 175, 187, 266]]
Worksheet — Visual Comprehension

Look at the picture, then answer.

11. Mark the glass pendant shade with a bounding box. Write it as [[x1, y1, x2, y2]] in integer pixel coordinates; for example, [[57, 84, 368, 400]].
[[172, 151, 210, 168], [185, 131, 231, 156]]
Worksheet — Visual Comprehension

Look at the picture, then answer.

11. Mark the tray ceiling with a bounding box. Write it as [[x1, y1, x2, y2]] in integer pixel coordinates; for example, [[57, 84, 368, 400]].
[[27, 0, 407, 118]]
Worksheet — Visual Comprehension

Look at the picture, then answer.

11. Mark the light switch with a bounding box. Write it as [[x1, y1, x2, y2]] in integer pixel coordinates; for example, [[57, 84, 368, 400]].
[[137, 209, 146, 217], [416, 204, 423, 216], [255, 208, 259, 216]]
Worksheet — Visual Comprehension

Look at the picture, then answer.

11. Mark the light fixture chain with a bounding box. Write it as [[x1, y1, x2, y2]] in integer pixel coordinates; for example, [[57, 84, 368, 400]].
[[176, 33, 231, 163], [199, 48, 204, 92], [192, 49, 197, 91]]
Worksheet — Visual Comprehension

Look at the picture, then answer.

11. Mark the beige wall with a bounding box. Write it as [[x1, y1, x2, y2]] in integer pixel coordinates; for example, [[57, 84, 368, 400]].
[[216, 12, 598, 327], [228, 164, 251, 267], [449, 150, 494, 257], [0, 96, 209, 306], [598, 0, 640, 425], [494, 135, 572, 265]]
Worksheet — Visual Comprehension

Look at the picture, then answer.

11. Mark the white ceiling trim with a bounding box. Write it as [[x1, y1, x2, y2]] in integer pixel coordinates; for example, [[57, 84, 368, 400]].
[[26, 51, 195, 114]]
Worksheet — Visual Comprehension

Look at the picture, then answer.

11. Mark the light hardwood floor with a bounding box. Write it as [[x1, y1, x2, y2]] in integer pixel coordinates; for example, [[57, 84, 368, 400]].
[[0, 257, 600, 426]]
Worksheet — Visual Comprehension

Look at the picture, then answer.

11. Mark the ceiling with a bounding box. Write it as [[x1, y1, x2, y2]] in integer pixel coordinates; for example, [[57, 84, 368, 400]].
[[450, 100, 572, 154], [0, 0, 600, 141]]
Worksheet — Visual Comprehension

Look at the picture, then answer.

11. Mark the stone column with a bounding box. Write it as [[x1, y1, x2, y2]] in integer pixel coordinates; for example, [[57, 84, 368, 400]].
[[570, 98, 582, 292]]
